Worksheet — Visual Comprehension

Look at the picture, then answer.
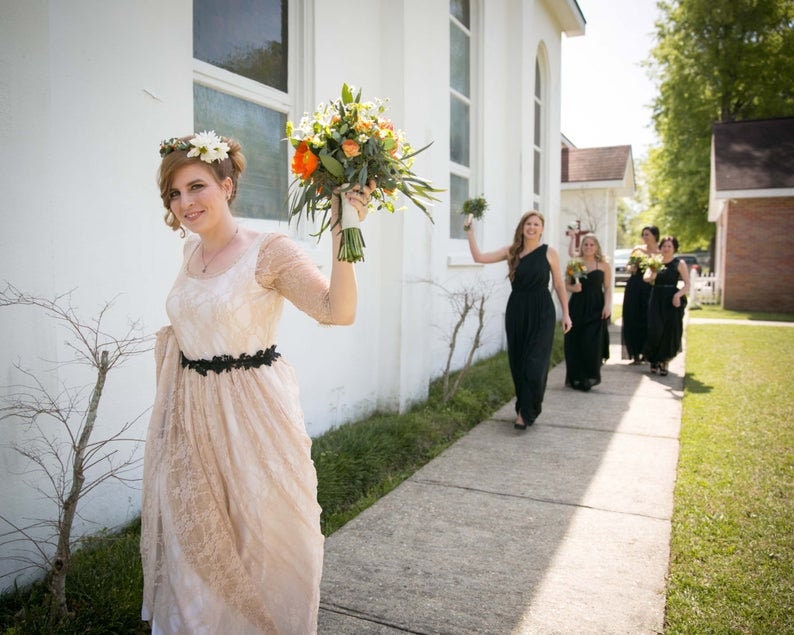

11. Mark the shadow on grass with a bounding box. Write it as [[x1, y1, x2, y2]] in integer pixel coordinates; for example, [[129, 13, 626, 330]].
[[684, 371, 713, 394]]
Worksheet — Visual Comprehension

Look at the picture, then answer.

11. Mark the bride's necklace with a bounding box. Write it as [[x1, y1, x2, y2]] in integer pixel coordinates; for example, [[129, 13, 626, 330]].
[[199, 226, 239, 273]]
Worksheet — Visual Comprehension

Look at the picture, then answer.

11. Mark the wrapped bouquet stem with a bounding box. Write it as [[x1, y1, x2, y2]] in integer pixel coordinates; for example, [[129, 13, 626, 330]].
[[337, 183, 367, 262], [286, 83, 443, 262]]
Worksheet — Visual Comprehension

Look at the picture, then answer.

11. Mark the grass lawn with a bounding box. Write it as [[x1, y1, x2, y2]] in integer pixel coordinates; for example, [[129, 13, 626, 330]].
[[665, 323, 794, 633], [687, 305, 794, 322]]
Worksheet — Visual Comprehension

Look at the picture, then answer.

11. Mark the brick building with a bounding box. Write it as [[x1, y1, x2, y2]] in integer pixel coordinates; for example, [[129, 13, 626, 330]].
[[708, 117, 794, 312]]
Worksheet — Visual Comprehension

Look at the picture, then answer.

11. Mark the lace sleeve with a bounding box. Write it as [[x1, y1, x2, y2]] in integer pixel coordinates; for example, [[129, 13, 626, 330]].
[[255, 233, 333, 324]]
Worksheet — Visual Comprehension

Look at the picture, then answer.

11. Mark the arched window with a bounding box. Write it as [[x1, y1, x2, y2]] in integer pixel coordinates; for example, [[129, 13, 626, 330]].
[[532, 55, 545, 213]]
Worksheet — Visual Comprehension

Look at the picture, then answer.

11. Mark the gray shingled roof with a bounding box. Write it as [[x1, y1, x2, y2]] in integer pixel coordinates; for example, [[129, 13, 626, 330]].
[[561, 145, 632, 183], [713, 117, 794, 191]]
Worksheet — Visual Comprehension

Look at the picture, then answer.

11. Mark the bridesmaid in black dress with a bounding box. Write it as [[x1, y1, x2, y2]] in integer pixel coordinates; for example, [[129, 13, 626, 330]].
[[621, 226, 660, 364], [465, 211, 572, 429], [564, 234, 612, 391], [643, 235, 690, 376]]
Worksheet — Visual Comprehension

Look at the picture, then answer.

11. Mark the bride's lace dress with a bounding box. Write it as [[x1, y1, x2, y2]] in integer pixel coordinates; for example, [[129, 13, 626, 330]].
[[141, 232, 334, 634]]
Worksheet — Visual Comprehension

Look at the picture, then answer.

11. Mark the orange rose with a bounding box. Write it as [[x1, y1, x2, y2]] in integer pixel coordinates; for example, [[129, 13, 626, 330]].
[[291, 141, 318, 179], [341, 139, 361, 158]]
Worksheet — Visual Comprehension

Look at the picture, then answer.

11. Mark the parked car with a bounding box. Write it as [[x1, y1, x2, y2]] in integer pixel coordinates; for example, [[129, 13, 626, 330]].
[[613, 248, 633, 285], [678, 254, 701, 274]]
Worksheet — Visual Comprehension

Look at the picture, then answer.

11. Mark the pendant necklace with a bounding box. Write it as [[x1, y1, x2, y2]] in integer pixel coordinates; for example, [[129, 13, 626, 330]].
[[200, 226, 239, 273]]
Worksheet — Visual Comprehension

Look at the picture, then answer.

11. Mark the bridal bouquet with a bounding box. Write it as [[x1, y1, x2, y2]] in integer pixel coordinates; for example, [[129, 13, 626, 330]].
[[566, 259, 588, 284], [286, 84, 442, 262]]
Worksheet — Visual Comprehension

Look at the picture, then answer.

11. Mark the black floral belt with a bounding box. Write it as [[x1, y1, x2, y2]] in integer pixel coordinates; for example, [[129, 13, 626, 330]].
[[180, 345, 281, 376]]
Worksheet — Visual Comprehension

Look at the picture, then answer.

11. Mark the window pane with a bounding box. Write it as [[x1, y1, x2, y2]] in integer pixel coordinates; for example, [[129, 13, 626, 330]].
[[450, 0, 470, 28], [450, 96, 470, 166], [194, 0, 288, 92], [450, 23, 470, 96], [449, 173, 469, 239], [535, 59, 541, 99], [534, 101, 541, 147], [194, 84, 288, 221], [533, 149, 541, 196]]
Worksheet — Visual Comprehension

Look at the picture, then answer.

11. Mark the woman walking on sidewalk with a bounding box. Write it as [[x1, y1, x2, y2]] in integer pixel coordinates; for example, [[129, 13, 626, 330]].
[[643, 235, 690, 376], [464, 211, 571, 429], [564, 234, 612, 391], [622, 225, 660, 364]]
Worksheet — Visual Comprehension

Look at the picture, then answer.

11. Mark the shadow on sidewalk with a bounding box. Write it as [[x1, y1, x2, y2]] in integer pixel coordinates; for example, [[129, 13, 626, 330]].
[[318, 325, 682, 634]]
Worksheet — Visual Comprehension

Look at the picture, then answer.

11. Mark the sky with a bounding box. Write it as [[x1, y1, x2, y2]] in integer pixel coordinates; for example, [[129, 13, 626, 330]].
[[561, 0, 662, 159]]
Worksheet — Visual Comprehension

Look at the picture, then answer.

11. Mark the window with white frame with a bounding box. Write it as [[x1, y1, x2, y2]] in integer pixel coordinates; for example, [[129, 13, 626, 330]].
[[449, 0, 474, 239], [193, 0, 292, 221], [532, 56, 544, 214]]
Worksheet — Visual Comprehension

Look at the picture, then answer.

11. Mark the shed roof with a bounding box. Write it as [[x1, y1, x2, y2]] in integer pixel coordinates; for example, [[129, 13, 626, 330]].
[[561, 145, 633, 183], [712, 117, 794, 191]]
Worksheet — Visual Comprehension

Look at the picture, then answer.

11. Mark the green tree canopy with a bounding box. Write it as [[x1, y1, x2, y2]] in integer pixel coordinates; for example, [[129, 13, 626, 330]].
[[644, 0, 794, 249]]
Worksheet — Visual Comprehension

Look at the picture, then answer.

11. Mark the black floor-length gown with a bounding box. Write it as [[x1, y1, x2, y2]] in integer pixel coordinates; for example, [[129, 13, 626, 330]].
[[644, 258, 686, 364], [622, 266, 652, 360], [565, 267, 609, 391], [505, 245, 556, 425]]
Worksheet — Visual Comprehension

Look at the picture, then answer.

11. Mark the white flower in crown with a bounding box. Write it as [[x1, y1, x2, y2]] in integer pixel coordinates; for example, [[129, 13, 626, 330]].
[[187, 130, 230, 164]]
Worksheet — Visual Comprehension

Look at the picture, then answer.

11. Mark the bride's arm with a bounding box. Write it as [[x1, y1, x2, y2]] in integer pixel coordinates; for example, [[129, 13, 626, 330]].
[[255, 184, 374, 326]]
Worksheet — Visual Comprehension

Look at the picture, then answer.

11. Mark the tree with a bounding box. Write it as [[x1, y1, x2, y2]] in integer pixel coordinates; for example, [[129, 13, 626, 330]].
[[644, 0, 794, 249], [421, 280, 494, 403], [0, 285, 149, 624]]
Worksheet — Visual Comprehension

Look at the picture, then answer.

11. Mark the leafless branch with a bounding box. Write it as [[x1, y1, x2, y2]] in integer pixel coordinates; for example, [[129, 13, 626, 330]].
[[0, 284, 151, 622], [416, 278, 494, 403]]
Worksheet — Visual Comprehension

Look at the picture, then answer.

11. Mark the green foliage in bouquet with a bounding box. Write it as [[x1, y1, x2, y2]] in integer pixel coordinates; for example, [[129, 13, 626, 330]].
[[461, 195, 488, 220], [285, 84, 443, 261]]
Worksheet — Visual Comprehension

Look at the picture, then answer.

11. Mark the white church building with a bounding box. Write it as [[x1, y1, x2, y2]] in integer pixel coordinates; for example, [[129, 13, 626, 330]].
[[0, 0, 588, 587]]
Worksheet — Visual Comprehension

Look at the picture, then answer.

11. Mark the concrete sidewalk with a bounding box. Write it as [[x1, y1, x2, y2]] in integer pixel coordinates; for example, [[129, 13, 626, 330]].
[[318, 324, 682, 634]]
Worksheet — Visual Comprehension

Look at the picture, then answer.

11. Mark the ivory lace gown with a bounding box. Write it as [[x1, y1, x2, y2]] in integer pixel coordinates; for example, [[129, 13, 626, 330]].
[[141, 232, 334, 635]]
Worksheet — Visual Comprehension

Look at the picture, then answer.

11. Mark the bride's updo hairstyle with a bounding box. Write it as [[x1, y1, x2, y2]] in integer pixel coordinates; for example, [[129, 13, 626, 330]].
[[157, 132, 247, 233]]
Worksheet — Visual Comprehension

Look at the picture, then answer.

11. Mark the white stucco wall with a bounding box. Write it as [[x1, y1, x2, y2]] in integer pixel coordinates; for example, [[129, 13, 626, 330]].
[[0, 0, 578, 589]]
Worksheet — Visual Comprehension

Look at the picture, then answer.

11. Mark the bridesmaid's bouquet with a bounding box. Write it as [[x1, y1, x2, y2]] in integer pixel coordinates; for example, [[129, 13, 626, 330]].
[[628, 250, 646, 273], [461, 195, 488, 227], [285, 84, 442, 262], [566, 259, 588, 284], [645, 254, 664, 273]]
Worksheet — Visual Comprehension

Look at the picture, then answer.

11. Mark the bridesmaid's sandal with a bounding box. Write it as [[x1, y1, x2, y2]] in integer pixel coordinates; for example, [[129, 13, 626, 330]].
[[659, 363, 669, 376]]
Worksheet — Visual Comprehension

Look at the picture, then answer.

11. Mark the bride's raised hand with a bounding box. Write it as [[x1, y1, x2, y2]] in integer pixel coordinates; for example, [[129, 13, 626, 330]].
[[337, 179, 376, 222]]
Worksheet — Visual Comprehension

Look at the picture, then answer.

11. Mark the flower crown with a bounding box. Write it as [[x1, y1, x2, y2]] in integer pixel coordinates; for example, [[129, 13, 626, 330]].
[[159, 130, 230, 164]]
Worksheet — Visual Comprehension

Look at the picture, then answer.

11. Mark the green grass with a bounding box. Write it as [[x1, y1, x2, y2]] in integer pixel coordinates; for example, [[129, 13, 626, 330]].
[[665, 324, 794, 633], [687, 304, 794, 322], [0, 330, 564, 634], [0, 521, 149, 635]]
